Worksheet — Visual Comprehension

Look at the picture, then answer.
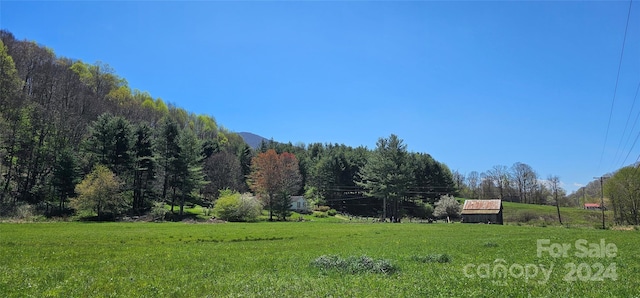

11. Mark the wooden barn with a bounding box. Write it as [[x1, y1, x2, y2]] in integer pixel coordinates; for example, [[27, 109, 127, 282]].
[[461, 199, 503, 224]]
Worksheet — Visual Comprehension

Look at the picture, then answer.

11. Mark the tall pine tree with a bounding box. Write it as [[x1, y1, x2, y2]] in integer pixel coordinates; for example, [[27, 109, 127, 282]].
[[51, 147, 80, 213], [156, 118, 180, 207], [132, 123, 156, 214], [357, 134, 413, 222], [174, 128, 206, 216]]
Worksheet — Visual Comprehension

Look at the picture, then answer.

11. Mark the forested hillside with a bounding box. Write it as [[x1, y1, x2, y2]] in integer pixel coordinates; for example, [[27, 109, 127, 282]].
[[0, 30, 250, 216], [0, 30, 457, 220]]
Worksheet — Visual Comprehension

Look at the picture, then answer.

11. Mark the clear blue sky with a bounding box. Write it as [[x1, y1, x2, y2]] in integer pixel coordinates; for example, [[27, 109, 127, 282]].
[[2, 1, 639, 193]]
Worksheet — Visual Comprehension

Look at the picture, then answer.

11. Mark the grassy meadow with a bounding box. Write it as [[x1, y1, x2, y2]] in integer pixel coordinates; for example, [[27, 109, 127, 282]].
[[1, 221, 638, 297], [501, 202, 615, 228]]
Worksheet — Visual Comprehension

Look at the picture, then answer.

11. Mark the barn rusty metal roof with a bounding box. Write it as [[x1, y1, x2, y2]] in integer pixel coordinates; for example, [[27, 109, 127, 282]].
[[461, 199, 502, 215], [461, 209, 501, 215]]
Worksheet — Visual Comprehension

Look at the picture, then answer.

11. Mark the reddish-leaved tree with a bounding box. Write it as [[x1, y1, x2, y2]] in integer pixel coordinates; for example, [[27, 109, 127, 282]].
[[248, 149, 302, 220]]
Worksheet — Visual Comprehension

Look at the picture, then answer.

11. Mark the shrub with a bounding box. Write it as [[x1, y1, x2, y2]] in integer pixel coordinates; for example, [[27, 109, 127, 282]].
[[151, 202, 168, 221], [213, 192, 262, 222], [311, 255, 397, 275], [304, 186, 326, 209], [313, 211, 328, 218], [411, 254, 451, 263], [414, 201, 434, 219], [327, 209, 338, 216], [314, 206, 331, 212], [483, 242, 499, 248], [15, 204, 36, 220], [235, 194, 262, 222], [202, 207, 212, 217]]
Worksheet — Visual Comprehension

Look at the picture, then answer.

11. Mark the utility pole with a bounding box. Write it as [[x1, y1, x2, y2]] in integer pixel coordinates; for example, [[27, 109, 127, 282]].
[[594, 176, 608, 229]]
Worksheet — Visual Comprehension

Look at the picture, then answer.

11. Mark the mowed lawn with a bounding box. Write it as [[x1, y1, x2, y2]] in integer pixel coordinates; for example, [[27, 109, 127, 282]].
[[0, 222, 638, 297]]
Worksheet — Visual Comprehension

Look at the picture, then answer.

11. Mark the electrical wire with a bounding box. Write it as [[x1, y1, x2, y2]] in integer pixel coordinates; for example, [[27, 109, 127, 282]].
[[599, 0, 634, 171], [619, 80, 640, 167], [612, 80, 640, 169]]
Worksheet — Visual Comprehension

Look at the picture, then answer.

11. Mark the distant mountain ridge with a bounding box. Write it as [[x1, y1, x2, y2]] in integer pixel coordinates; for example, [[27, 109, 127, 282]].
[[238, 132, 270, 148]]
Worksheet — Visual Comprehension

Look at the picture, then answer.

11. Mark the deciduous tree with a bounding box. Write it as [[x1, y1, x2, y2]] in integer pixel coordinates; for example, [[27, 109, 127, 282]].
[[248, 149, 302, 221], [203, 150, 244, 201], [487, 165, 509, 200], [71, 164, 124, 218], [604, 167, 640, 225], [511, 162, 537, 204], [466, 171, 480, 199], [433, 195, 461, 220]]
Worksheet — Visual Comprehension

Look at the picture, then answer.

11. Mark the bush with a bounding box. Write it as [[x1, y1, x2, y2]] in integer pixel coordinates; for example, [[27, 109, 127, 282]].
[[313, 211, 328, 218], [314, 206, 331, 212], [413, 201, 434, 219], [483, 242, 499, 248], [151, 202, 168, 221], [311, 255, 397, 275], [327, 209, 338, 216], [15, 204, 36, 220], [213, 192, 262, 222], [411, 254, 451, 263]]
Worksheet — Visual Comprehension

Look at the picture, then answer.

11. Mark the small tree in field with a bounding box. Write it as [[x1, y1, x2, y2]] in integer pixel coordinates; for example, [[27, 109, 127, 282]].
[[71, 165, 124, 218], [433, 195, 461, 219]]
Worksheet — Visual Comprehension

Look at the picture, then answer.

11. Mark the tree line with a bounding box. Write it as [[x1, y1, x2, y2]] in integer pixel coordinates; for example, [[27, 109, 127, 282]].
[[452, 164, 571, 207], [252, 135, 457, 220]]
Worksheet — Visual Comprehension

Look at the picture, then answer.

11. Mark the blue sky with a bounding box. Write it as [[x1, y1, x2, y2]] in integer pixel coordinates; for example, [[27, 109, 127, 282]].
[[2, 1, 639, 193]]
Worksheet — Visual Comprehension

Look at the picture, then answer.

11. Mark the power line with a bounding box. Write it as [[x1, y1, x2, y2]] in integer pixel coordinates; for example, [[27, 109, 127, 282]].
[[618, 81, 640, 167], [598, 0, 634, 171], [613, 80, 640, 169]]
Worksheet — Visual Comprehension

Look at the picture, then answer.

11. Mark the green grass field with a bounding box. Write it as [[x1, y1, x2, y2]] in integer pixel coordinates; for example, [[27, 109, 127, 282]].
[[169, 201, 612, 227], [502, 202, 615, 227], [1, 222, 638, 297]]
